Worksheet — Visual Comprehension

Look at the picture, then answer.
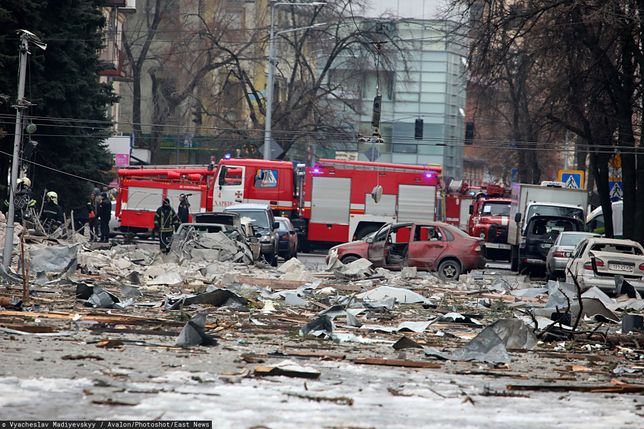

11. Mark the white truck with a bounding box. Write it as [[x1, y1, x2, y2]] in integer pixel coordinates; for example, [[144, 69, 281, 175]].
[[508, 183, 588, 271]]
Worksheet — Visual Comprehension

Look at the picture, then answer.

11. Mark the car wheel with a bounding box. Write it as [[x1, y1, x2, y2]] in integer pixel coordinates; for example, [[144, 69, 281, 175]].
[[438, 259, 461, 281], [341, 255, 359, 264]]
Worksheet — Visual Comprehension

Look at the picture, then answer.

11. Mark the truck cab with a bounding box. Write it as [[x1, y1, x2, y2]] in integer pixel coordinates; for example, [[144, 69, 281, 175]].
[[212, 159, 296, 214], [468, 196, 511, 259], [508, 183, 588, 271]]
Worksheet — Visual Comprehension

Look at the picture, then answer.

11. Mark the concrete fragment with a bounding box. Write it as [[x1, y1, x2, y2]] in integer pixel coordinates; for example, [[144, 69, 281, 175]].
[[175, 312, 217, 347], [400, 267, 417, 279], [360, 321, 431, 333], [278, 258, 306, 274], [149, 271, 184, 286], [254, 359, 320, 379], [357, 286, 432, 306]]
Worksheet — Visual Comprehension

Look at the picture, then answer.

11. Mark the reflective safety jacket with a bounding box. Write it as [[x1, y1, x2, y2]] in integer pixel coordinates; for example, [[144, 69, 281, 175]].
[[154, 206, 180, 233]]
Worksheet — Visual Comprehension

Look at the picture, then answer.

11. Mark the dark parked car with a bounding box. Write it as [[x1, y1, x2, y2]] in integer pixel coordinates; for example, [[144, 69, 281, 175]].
[[327, 222, 485, 280], [224, 203, 279, 266], [275, 216, 298, 260], [519, 215, 584, 273]]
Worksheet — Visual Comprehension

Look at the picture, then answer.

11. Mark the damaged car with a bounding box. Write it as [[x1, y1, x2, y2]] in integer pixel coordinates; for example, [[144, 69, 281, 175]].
[[327, 222, 485, 280], [565, 237, 644, 292], [172, 222, 259, 263]]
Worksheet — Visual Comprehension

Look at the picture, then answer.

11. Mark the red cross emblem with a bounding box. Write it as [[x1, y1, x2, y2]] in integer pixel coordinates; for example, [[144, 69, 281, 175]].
[[235, 191, 243, 199]]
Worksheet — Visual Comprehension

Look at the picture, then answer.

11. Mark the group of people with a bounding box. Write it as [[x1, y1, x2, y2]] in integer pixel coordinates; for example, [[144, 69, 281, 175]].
[[86, 191, 113, 242], [9, 177, 190, 251], [11, 177, 65, 234]]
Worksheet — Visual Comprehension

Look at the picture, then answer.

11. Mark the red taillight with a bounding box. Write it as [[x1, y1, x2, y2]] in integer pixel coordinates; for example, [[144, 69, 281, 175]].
[[553, 251, 567, 257], [584, 259, 605, 270], [639, 263, 644, 271]]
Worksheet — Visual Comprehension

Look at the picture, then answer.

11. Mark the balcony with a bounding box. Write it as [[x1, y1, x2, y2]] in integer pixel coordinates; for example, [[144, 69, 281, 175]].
[[98, 38, 126, 77], [99, 0, 136, 12]]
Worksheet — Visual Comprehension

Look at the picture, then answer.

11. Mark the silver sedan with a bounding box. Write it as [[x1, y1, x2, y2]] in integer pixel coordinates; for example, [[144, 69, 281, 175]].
[[546, 232, 600, 279]]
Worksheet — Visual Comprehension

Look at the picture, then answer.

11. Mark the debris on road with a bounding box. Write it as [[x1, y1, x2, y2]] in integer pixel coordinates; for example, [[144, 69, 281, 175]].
[[1, 227, 643, 424], [254, 359, 321, 379]]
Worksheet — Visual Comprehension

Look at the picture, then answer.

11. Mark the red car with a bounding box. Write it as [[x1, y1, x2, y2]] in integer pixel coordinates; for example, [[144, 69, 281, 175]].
[[327, 222, 485, 280]]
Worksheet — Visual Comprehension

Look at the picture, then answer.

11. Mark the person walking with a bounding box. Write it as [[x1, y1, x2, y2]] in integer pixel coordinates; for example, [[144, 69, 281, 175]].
[[87, 192, 99, 241], [177, 194, 190, 223], [97, 192, 112, 243], [154, 197, 180, 253]]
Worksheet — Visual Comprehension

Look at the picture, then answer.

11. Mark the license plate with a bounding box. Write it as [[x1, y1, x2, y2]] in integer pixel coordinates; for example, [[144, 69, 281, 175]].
[[541, 243, 552, 248], [609, 263, 633, 272]]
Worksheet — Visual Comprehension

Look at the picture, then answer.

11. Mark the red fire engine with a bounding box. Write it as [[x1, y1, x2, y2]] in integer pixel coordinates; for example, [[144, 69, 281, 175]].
[[116, 166, 215, 233], [299, 159, 441, 245], [116, 158, 442, 247]]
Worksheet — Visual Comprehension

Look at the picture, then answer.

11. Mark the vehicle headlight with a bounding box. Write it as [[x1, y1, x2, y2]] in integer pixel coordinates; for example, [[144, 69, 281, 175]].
[[260, 235, 272, 243], [329, 247, 338, 257], [479, 232, 486, 239]]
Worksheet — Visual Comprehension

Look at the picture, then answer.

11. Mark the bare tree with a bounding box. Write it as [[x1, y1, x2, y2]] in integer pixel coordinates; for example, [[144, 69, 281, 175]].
[[122, 0, 173, 143], [450, 0, 644, 244]]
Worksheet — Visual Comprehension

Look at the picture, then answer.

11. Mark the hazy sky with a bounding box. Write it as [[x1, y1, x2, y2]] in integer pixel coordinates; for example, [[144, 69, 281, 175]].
[[366, 0, 450, 19]]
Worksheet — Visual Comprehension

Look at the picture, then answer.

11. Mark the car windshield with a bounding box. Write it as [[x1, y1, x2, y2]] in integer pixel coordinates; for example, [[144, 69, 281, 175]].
[[227, 210, 269, 229], [362, 231, 377, 241], [277, 219, 290, 231], [528, 218, 579, 239], [590, 243, 643, 255], [482, 202, 510, 216], [192, 225, 225, 233], [559, 233, 596, 247], [527, 205, 583, 221]]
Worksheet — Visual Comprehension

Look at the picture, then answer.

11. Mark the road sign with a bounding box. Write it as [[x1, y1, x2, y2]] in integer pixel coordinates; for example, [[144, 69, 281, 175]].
[[609, 181, 623, 201], [363, 145, 380, 162], [511, 168, 518, 183], [558, 169, 585, 189]]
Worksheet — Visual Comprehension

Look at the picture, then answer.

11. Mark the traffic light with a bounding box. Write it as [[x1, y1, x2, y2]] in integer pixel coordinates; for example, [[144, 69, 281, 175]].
[[414, 118, 423, 140], [371, 94, 382, 128], [192, 104, 202, 126]]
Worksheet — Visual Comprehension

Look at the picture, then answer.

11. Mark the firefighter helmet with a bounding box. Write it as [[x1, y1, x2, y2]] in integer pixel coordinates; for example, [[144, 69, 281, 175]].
[[17, 177, 31, 188], [46, 191, 58, 204]]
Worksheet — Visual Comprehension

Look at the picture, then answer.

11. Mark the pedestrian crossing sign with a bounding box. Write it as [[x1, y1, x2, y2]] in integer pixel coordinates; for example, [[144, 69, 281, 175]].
[[609, 181, 623, 201], [557, 169, 585, 189]]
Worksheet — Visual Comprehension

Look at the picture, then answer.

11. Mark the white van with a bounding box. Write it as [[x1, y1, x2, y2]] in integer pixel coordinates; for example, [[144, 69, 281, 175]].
[[586, 200, 623, 237]]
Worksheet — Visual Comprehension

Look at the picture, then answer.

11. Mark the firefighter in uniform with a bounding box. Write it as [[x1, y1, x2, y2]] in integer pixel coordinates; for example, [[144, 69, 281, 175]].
[[177, 194, 190, 223], [154, 197, 180, 253], [97, 192, 112, 242], [13, 178, 36, 224], [40, 191, 64, 233]]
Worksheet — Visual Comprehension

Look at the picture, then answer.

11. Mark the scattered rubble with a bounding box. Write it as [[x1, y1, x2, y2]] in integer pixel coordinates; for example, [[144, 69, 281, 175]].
[[0, 223, 643, 424]]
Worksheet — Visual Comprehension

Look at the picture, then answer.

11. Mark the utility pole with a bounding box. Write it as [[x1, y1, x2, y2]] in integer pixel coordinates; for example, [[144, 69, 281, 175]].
[[263, 1, 326, 160], [3, 30, 46, 270]]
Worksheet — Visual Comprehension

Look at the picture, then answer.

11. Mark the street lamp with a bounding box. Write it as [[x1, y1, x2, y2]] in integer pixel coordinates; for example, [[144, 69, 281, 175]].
[[263, 1, 326, 160]]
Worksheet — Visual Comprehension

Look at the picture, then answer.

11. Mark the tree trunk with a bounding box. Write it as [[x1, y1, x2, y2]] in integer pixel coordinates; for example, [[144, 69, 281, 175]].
[[635, 150, 644, 244], [132, 69, 143, 147], [620, 151, 636, 239], [592, 152, 613, 238]]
